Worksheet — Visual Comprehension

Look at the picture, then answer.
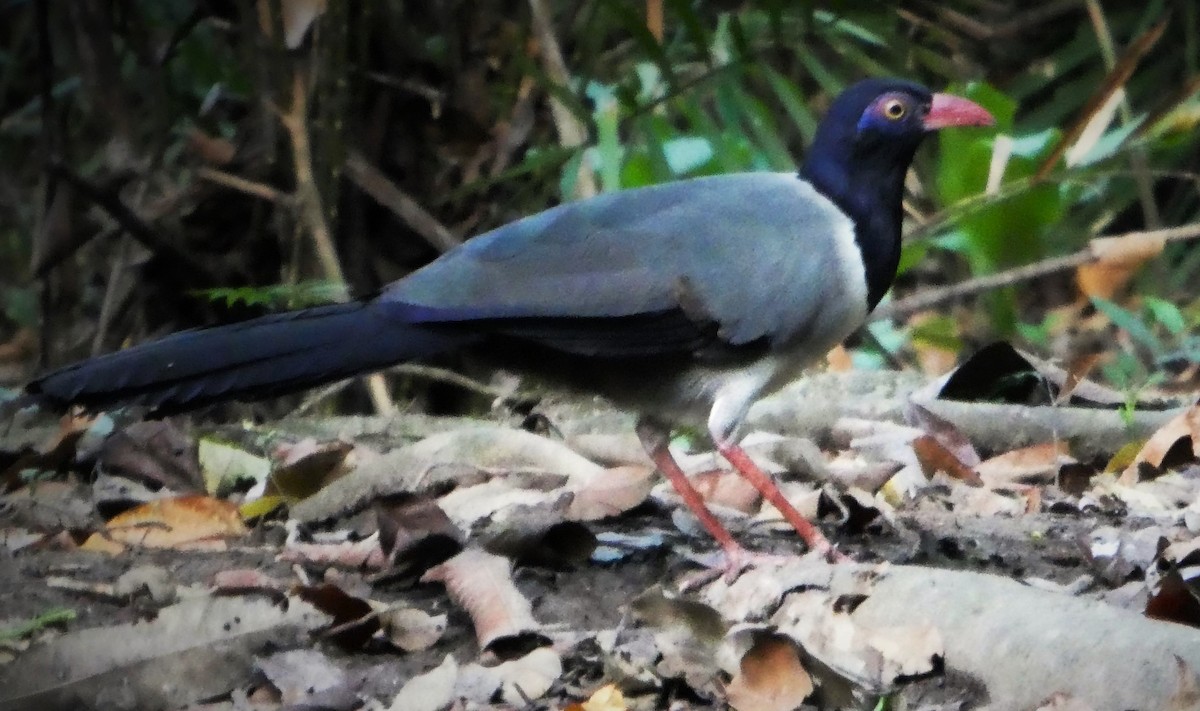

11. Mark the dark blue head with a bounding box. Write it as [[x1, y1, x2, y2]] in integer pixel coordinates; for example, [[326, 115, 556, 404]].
[[799, 79, 993, 308]]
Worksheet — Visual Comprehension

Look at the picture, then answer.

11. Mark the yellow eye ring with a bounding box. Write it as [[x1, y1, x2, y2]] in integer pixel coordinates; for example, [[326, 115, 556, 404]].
[[883, 99, 906, 120]]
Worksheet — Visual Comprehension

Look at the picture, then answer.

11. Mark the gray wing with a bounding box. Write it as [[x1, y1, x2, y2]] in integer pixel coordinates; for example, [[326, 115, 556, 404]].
[[380, 172, 861, 353]]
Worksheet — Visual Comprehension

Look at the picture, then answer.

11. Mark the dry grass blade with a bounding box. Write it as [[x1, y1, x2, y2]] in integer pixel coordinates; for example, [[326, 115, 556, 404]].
[[1035, 18, 1167, 180]]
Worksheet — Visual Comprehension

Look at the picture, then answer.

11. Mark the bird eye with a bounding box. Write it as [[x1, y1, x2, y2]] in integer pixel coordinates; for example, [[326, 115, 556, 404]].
[[882, 99, 906, 120]]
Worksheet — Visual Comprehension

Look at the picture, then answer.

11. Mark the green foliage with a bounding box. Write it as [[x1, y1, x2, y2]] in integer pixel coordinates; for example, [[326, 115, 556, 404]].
[[932, 83, 1068, 332], [196, 281, 350, 310]]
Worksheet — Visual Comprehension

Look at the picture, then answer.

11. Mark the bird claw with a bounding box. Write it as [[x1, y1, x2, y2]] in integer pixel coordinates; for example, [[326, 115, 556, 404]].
[[678, 546, 807, 590]]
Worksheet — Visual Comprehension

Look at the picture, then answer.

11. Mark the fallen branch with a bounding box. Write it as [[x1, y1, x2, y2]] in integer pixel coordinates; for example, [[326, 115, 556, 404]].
[[877, 222, 1200, 321], [705, 561, 1200, 711], [195, 167, 289, 204]]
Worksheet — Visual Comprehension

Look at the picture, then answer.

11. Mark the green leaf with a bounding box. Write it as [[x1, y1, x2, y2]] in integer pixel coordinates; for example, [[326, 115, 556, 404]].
[[760, 65, 818, 145], [1092, 296, 1163, 354], [1144, 297, 1186, 336]]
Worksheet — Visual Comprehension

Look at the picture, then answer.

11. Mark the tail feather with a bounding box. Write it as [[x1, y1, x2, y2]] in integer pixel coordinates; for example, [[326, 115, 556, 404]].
[[29, 301, 471, 413]]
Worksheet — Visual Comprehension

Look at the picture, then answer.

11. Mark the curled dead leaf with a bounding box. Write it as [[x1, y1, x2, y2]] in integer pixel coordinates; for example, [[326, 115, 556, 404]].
[[421, 548, 544, 653]]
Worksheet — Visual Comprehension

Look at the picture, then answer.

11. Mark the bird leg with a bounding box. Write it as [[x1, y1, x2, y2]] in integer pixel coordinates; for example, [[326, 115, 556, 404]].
[[636, 417, 747, 560], [715, 440, 846, 562]]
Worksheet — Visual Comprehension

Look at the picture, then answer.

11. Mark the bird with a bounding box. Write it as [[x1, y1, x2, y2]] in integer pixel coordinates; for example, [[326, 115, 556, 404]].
[[27, 78, 993, 570]]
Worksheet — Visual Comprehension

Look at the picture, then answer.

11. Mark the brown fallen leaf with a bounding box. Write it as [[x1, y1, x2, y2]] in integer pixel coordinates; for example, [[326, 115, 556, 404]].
[[692, 469, 761, 514], [81, 495, 247, 554], [375, 496, 463, 568], [1, 411, 92, 492], [1077, 231, 1164, 301], [906, 402, 981, 466], [911, 435, 983, 487], [1122, 404, 1200, 483], [724, 634, 813, 711], [1145, 567, 1200, 629], [295, 583, 380, 651], [977, 441, 1072, 487], [567, 464, 656, 521]]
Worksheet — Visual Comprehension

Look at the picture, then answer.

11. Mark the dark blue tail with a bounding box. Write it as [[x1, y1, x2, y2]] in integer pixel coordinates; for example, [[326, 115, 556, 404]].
[[28, 301, 471, 414]]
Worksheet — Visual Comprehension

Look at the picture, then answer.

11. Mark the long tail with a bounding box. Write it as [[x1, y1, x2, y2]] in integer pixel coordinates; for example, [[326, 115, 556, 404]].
[[28, 301, 472, 414]]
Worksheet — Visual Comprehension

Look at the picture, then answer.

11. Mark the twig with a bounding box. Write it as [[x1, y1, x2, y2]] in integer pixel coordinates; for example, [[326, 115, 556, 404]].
[[47, 162, 210, 279], [195, 167, 289, 204], [343, 151, 459, 253], [875, 223, 1200, 321], [527, 0, 596, 199], [924, 0, 1081, 40], [388, 363, 517, 401], [275, 70, 345, 285], [1034, 18, 1166, 181], [1084, 0, 1161, 230], [289, 377, 355, 418], [276, 69, 395, 415], [91, 234, 131, 356]]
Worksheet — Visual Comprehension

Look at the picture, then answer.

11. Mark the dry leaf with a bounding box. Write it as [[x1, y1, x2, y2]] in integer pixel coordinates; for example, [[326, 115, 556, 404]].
[[295, 583, 380, 651], [375, 496, 463, 566], [279, 533, 387, 569], [81, 495, 247, 554], [100, 420, 202, 492], [1145, 568, 1200, 629], [421, 548, 542, 651], [692, 470, 761, 514], [725, 635, 813, 711], [912, 435, 983, 487], [1166, 656, 1200, 711], [199, 438, 270, 494], [977, 442, 1071, 487], [577, 684, 627, 711], [267, 438, 354, 499], [567, 464, 656, 521], [387, 654, 458, 711], [379, 607, 446, 652], [484, 646, 563, 704], [1123, 404, 1200, 483]]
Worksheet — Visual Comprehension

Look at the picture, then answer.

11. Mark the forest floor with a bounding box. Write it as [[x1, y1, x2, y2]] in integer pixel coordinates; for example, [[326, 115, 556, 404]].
[[2, 362, 1200, 711]]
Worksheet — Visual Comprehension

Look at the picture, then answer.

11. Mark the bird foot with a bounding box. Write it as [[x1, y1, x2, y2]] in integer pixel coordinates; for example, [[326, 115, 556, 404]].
[[678, 546, 803, 590]]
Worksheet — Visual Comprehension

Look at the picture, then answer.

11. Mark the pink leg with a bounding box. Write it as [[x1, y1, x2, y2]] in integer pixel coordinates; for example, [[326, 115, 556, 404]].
[[716, 440, 846, 562], [636, 418, 747, 563]]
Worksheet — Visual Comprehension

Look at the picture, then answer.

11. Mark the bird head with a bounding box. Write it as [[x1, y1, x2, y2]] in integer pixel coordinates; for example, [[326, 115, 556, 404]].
[[801, 78, 994, 208], [799, 79, 994, 310]]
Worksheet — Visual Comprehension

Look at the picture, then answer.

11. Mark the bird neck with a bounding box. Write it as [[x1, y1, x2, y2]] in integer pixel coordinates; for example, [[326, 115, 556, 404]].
[[800, 145, 914, 311]]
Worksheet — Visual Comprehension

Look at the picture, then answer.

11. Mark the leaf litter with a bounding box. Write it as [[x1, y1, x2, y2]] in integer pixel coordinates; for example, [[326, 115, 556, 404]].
[[3, 352, 1200, 709]]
